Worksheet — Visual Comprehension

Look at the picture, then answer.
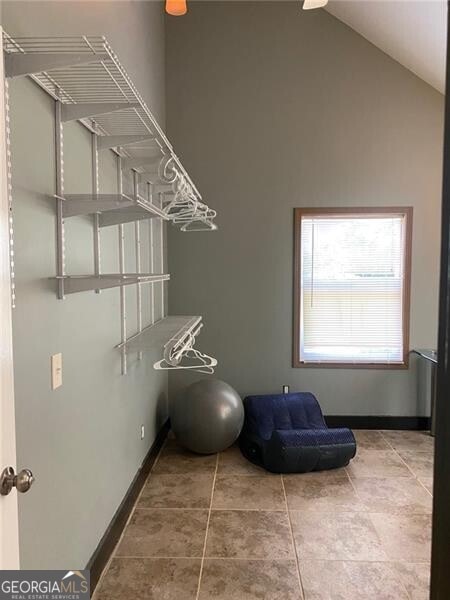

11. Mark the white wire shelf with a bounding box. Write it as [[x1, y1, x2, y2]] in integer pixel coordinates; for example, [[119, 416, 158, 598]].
[[3, 34, 216, 230], [3, 36, 170, 146], [58, 193, 169, 226], [117, 315, 202, 352], [53, 273, 170, 294]]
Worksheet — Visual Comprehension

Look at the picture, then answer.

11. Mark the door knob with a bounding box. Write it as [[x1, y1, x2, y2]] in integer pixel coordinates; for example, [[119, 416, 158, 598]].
[[0, 467, 34, 496]]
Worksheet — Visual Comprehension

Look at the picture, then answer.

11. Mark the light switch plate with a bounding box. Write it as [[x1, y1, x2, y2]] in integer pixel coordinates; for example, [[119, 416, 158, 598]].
[[141, 425, 145, 440], [51, 353, 62, 390]]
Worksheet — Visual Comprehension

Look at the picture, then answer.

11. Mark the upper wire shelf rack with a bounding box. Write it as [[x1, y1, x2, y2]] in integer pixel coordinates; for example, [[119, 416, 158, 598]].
[[3, 34, 217, 231]]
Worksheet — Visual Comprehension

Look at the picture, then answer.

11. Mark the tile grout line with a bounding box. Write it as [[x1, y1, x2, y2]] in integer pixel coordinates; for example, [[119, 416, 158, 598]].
[[344, 464, 361, 498], [396, 453, 433, 498], [133, 506, 288, 512], [195, 452, 219, 600], [111, 553, 431, 564], [280, 474, 306, 600], [92, 437, 169, 598], [416, 478, 434, 498], [380, 433, 434, 498], [363, 431, 434, 498], [347, 438, 432, 519], [397, 451, 434, 498], [112, 504, 429, 514]]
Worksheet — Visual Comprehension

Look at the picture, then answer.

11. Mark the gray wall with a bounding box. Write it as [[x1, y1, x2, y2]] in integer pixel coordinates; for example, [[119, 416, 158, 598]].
[[166, 1, 444, 416], [1, 1, 167, 569]]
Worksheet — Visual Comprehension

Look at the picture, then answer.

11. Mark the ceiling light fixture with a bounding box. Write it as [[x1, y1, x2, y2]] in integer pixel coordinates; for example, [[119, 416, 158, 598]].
[[303, 0, 329, 9], [166, 0, 187, 16]]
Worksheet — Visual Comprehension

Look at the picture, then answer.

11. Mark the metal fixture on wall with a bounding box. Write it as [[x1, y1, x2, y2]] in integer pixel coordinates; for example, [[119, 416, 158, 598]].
[[2, 32, 217, 375], [303, 0, 328, 9], [166, 0, 188, 17]]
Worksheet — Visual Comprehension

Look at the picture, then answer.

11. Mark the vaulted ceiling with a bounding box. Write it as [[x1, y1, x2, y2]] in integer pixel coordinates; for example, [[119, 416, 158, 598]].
[[325, 0, 447, 94]]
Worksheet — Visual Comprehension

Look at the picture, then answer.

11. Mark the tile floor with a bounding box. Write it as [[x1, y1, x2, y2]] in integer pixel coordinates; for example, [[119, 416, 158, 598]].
[[94, 430, 433, 600]]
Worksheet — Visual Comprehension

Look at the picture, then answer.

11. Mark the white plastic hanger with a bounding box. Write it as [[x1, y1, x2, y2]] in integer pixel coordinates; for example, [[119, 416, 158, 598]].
[[159, 168, 218, 231], [180, 219, 217, 232], [154, 347, 218, 374], [154, 325, 217, 373]]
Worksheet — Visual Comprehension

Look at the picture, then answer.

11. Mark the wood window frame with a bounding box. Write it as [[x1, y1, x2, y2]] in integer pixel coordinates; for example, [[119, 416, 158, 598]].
[[293, 206, 413, 369]]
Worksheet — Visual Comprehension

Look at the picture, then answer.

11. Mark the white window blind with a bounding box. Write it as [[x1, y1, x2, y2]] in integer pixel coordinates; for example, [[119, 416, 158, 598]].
[[299, 213, 407, 364]]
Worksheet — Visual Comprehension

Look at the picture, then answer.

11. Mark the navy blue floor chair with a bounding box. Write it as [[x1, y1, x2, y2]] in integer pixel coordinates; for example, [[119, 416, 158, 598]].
[[239, 392, 356, 473]]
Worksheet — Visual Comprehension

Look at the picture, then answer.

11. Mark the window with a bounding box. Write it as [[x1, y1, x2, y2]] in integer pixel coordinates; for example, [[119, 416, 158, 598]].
[[293, 208, 412, 368]]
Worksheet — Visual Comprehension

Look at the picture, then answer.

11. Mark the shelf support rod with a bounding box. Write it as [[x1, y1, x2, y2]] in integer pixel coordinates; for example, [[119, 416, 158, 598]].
[[55, 95, 65, 299], [61, 102, 140, 123], [2, 53, 16, 308], [117, 155, 127, 375], [148, 182, 155, 326], [92, 127, 101, 292], [159, 192, 165, 319], [4, 52, 109, 79], [134, 170, 142, 360]]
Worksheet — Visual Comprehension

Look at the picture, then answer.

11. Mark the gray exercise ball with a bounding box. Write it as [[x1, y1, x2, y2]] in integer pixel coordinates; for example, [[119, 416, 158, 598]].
[[170, 379, 244, 454]]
